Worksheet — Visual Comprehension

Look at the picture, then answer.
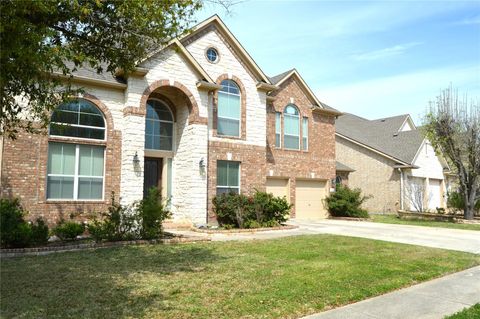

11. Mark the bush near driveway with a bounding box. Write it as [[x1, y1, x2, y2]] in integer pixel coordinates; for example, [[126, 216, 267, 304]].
[[212, 190, 291, 228], [325, 184, 370, 218]]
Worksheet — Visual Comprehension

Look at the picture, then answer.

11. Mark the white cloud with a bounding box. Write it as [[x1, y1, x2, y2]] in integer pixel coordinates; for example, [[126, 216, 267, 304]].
[[352, 42, 422, 61], [317, 65, 480, 123]]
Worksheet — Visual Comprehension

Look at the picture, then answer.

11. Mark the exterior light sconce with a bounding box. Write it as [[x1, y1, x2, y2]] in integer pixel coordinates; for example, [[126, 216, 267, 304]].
[[199, 157, 206, 174], [133, 151, 140, 165]]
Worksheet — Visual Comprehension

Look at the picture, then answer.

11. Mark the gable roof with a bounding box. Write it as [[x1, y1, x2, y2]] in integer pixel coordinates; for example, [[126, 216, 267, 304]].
[[180, 15, 272, 84], [336, 113, 425, 165], [268, 69, 342, 116]]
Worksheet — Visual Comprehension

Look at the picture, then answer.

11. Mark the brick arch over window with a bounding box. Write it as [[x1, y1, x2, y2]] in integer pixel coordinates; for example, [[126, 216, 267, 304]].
[[136, 80, 205, 124], [82, 93, 115, 131], [214, 74, 247, 140]]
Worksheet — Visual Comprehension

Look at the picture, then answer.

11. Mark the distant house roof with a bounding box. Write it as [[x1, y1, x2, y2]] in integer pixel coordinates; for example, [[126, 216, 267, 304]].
[[336, 161, 355, 172], [336, 113, 425, 165]]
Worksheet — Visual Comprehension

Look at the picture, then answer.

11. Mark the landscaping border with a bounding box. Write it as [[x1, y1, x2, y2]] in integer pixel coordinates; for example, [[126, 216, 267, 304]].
[[329, 217, 371, 222], [398, 210, 480, 223], [0, 234, 211, 258], [191, 224, 298, 234]]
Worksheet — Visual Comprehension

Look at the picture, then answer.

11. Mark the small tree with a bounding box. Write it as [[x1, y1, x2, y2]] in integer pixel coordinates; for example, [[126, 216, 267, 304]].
[[423, 86, 479, 220], [404, 178, 430, 212]]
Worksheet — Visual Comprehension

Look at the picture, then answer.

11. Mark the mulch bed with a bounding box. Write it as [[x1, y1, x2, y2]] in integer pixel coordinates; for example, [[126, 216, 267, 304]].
[[328, 217, 371, 221], [0, 232, 210, 258], [191, 224, 298, 234]]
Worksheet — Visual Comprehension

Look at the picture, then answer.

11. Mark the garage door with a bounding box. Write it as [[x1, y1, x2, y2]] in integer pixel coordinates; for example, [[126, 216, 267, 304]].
[[428, 179, 442, 210], [295, 180, 328, 219], [266, 178, 289, 201]]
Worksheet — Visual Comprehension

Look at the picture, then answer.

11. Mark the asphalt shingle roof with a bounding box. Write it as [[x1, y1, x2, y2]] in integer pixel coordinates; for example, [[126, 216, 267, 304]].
[[336, 113, 425, 165], [268, 69, 295, 85]]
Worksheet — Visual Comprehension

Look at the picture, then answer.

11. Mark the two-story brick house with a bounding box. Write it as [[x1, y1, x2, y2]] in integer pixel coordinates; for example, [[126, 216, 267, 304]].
[[0, 15, 340, 225]]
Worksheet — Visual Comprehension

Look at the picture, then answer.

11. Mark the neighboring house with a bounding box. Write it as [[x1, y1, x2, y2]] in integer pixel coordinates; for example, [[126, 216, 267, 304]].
[[0, 15, 340, 225], [335, 113, 450, 213]]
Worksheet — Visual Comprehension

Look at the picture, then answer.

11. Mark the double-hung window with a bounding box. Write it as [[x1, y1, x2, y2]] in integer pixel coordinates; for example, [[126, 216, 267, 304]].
[[217, 80, 241, 137], [47, 99, 106, 200], [216, 161, 240, 195], [302, 117, 308, 151], [283, 104, 300, 150], [47, 143, 104, 200]]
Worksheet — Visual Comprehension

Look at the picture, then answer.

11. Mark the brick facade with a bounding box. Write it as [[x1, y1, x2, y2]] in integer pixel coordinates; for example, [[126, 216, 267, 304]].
[[266, 75, 336, 217], [1, 94, 122, 226]]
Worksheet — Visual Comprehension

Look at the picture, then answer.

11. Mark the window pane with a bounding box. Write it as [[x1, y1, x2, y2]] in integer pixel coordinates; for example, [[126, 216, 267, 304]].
[[284, 135, 299, 149], [152, 135, 161, 150], [49, 143, 75, 175], [159, 137, 172, 151], [220, 80, 240, 95], [285, 105, 299, 115], [216, 187, 239, 195], [218, 118, 239, 136], [284, 115, 299, 135], [145, 119, 154, 135], [159, 122, 173, 137], [217, 161, 228, 186], [79, 101, 103, 116], [51, 110, 78, 125], [47, 176, 74, 199], [275, 112, 281, 133], [145, 134, 153, 149], [218, 93, 240, 119], [302, 117, 308, 150], [78, 178, 103, 199], [227, 162, 239, 187], [79, 113, 104, 127], [79, 145, 104, 176], [275, 134, 281, 147]]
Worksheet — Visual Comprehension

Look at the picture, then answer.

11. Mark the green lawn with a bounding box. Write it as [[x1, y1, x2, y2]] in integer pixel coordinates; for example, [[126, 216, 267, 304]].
[[445, 304, 480, 319], [371, 214, 480, 231], [2, 235, 479, 319]]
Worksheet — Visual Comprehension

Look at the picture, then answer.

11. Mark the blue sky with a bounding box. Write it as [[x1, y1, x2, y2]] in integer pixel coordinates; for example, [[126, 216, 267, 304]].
[[196, 0, 480, 124]]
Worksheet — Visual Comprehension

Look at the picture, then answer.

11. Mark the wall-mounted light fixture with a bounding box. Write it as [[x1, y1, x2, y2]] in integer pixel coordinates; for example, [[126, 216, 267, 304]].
[[199, 158, 205, 170], [133, 151, 140, 165]]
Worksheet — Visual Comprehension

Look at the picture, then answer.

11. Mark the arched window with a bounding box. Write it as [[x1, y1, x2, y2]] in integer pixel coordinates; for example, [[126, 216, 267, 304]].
[[47, 99, 106, 200], [145, 99, 174, 151], [217, 79, 240, 137], [283, 104, 300, 149], [50, 99, 106, 140]]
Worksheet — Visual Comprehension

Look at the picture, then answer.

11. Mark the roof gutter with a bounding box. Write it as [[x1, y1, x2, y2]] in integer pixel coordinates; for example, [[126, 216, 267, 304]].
[[51, 72, 127, 90]]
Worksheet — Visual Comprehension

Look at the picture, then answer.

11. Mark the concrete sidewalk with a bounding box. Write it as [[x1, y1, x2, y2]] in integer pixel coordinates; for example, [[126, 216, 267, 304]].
[[302, 266, 480, 319]]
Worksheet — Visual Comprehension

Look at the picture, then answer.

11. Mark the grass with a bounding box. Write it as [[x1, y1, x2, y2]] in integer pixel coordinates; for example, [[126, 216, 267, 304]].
[[1, 235, 479, 319], [371, 214, 480, 231], [445, 304, 480, 319]]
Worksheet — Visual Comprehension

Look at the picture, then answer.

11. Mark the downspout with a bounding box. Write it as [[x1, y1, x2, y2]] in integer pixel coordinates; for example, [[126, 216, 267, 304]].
[[398, 168, 404, 211], [205, 90, 213, 225]]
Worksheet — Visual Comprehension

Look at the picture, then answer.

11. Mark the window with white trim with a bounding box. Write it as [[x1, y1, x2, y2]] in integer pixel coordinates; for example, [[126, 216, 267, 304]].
[[302, 117, 308, 151], [283, 104, 300, 150], [216, 160, 240, 195], [47, 143, 104, 200], [145, 99, 174, 151], [217, 79, 240, 137], [50, 99, 105, 140], [275, 112, 281, 147]]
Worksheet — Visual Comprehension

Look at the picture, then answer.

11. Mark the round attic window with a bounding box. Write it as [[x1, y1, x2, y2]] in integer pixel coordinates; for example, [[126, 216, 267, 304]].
[[206, 47, 219, 63]]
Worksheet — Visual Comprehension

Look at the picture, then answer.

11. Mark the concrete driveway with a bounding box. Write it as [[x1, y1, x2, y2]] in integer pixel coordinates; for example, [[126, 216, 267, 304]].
[[172, 219, 480, 254], [290, 219, 480, 254]]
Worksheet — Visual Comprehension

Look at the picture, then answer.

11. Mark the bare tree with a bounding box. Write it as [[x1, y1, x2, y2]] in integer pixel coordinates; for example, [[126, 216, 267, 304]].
[[404, 177, 429, 212], [423, 86, 479, 220]]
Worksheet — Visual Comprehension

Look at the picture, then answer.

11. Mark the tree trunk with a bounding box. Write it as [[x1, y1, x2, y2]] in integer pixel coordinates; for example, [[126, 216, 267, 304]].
[[464, 187, 477, 220]]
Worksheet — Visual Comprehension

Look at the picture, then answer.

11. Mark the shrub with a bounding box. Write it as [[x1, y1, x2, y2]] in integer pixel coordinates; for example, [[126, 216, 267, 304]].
[[447, 191, 480, 214], [324, 185, 370, 218], [31, 218, 49, 246], [212, 190, 292, 228], [0, 198, 50, 248], [138, 187, 172, 239], [52, 220, 85, 241]]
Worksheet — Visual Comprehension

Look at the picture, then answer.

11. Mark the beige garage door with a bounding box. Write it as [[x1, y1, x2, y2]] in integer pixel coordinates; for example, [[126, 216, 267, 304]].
[[295, 180, 328, 219], [266, 178, 289, 201]]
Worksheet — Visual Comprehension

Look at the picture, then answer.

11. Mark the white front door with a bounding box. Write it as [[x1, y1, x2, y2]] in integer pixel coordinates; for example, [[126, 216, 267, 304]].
[[428, 179, 442, 210]]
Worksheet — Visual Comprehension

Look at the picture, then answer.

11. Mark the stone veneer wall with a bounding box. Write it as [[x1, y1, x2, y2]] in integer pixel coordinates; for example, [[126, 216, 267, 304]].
[[266, 76, 336, 217], [336, 137, 401, 213]]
